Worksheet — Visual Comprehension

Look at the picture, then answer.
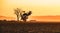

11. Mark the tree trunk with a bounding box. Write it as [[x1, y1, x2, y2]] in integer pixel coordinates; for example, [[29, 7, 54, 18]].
[[17, 15, 19, 21]]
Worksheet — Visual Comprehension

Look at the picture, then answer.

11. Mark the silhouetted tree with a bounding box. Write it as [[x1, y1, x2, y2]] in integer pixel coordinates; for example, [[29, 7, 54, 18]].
[[14, 8, 32, 22], [14, 8, 20, 21]]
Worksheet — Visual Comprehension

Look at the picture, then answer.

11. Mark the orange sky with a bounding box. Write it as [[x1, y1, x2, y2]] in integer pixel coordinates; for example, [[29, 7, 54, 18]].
[[29, 16, 60, 22], [0, 16, 15, 20], [0, 0, 60, 21]]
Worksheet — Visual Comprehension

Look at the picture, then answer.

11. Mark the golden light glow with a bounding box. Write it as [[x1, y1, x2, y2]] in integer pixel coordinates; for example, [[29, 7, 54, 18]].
[[0, 0, 60, 21]]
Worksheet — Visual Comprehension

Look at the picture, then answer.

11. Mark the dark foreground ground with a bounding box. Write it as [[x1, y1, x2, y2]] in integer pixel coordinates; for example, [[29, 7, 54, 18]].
[[0, 20, 60, 33]]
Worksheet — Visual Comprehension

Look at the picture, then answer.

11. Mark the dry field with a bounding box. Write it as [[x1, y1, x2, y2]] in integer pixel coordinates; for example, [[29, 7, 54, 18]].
[[0, 20, 60, 33]]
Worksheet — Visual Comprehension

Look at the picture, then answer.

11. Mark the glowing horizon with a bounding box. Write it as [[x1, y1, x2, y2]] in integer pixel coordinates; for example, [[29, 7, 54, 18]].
[[0, 16, 60, 22]]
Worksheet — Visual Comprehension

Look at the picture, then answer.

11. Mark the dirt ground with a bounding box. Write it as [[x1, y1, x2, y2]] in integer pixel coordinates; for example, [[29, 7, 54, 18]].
[[0, 20, 60, 33]]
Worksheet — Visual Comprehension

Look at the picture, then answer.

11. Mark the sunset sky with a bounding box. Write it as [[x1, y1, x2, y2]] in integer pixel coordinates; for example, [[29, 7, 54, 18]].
[[0, 0, 60, 21]]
